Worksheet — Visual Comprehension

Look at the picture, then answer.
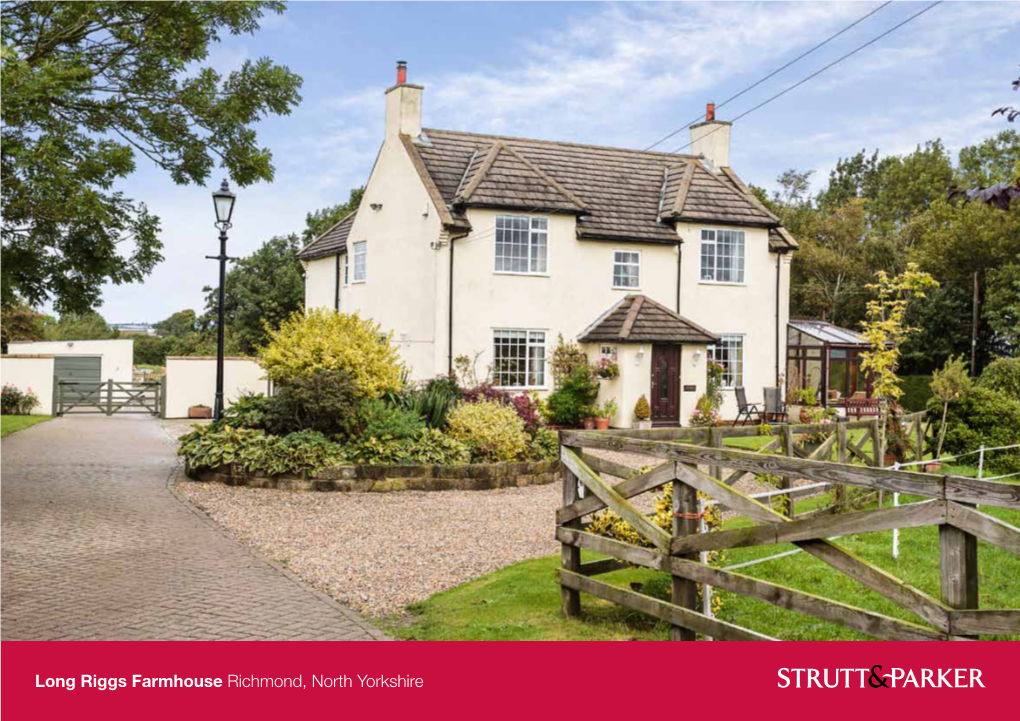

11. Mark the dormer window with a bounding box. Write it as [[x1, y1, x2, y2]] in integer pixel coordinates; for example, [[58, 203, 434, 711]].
[[495, 215, 548, 275]]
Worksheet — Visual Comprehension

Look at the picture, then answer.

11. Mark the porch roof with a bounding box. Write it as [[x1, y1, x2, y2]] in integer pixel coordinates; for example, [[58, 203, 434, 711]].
[[578, 295, 718, 345]]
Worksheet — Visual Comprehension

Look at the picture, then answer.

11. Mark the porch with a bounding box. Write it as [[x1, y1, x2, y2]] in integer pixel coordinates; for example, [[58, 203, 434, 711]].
[[578, 295, 717, 429]]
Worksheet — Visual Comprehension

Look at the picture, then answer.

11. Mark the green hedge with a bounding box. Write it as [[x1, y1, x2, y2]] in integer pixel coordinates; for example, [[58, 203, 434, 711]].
[[898, 375, 933, 412]]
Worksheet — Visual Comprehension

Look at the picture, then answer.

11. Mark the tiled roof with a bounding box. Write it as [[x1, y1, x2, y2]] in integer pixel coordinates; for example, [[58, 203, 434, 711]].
[[298, 211, 356, 260], [414, 128, 783, 245], [579, 295, 719, 345]]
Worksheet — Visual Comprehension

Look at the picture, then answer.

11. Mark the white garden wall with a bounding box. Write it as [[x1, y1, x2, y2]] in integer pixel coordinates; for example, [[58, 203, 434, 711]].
[[7, 339, 134, 383], [164, 356, 269, 418], [1, 355, 56, 415]]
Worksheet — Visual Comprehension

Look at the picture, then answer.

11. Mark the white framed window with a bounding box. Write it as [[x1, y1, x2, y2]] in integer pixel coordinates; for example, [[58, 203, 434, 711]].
[[600, 345, 617, 361], [700, 229, 745, 284], [495, 215, 548, 274], [708, 334, 744, 388], [612, 250, 641, 289], [342, 253, 349, 286], [492, 329, 546, 388], [353, 241, 367, 282]]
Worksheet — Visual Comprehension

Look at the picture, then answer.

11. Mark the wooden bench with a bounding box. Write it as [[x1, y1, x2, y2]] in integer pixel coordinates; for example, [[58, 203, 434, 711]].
[[844, 396, 880, 419]]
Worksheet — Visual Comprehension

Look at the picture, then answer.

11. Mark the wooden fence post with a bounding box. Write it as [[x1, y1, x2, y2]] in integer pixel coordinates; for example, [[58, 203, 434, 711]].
[[870, 417, 885, 505], [781, 424, 794, 518], [671, 471, 699, 641], [940, 521, 978, 638], [560, 447, 582, 618], [52, 375, 59, 415], [835, 421, 848, 507], [105, 379, 113, 416], [915, 415, 925, 463]]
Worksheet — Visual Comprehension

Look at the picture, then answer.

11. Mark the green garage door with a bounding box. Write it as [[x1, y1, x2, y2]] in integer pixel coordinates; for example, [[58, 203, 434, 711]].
[[54, 356, 102, 384]]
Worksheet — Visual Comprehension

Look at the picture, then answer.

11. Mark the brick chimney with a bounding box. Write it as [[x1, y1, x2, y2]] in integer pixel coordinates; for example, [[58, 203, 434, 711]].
[[690, 102, 730, 170], [385, 60, 423, 139]]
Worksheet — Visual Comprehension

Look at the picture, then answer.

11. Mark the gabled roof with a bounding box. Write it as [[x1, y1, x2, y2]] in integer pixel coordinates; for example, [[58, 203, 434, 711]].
[[414, 128, 783, 245], [298, 211, 357, 260], [579, 295, 719, 345]]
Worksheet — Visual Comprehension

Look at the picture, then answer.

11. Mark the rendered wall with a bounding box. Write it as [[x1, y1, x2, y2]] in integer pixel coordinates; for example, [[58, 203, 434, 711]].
[[0, 355, 56, 415], [164, 357, 269, 418], [7, 339, 134, 383]]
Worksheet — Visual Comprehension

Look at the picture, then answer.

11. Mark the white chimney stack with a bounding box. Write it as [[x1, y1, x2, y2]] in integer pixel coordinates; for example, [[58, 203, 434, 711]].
[[385, 60, 423, 139], [689, 102, 731, 170]]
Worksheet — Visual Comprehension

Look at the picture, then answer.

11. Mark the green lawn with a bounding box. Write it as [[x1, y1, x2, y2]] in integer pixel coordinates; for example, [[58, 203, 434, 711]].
[[385, 492, 1020, 642], [1, 414, 52, 438]]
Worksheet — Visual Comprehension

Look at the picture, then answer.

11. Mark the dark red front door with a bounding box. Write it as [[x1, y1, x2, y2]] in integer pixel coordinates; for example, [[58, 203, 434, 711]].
[[650, 345, 680, 424]]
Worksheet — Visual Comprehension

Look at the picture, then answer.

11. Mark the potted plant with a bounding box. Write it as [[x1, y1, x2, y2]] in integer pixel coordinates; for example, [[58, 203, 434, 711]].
[[633, 395, 652, 430], [794, 388, 819, 423], [596, 399, 618, 430], [189, 404, 212, 419], [801, 406, 837, 455], [582, 406, 597, 430], [595, 358, 620, 380]]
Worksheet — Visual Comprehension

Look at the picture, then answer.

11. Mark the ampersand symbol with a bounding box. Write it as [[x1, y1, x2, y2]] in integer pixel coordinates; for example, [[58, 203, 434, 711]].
[[868, 665, 889, 688]]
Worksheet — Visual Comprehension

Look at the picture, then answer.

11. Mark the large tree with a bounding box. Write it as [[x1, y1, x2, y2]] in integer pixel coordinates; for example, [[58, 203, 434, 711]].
[[302, 186, 364, 244], [42, 311, 117, 341], [203, 234, 305, 354], [1, 1, 302, 313]]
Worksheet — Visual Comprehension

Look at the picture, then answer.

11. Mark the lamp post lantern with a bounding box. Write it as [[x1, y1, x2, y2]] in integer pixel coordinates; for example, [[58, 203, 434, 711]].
[[210, 179, 236, 421]]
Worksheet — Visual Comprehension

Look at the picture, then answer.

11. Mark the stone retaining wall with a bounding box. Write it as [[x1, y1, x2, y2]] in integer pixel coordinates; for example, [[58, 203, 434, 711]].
[[186, 458, 561, 492]]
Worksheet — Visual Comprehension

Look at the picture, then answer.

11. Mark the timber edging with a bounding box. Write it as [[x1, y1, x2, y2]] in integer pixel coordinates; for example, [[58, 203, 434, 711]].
[[185, 458, 561, 492]]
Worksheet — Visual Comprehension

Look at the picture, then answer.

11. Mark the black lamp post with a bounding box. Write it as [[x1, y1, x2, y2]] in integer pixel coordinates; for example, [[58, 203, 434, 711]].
[[210, 179, 236, 421]]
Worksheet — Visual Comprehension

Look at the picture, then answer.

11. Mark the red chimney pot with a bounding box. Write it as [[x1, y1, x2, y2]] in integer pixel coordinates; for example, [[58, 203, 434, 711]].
[[706, 102, 715, 122], [396, 60, 407, 85]]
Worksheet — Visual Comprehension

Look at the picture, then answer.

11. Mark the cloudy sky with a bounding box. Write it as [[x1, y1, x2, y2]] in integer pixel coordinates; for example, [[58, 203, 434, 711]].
[[94, 1, 1020, 323]]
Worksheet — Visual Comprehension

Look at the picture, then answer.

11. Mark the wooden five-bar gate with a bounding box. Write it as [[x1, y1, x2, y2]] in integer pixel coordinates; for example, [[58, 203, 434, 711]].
[[555, 414, 1020, 641], [55, 379, 163, 417]]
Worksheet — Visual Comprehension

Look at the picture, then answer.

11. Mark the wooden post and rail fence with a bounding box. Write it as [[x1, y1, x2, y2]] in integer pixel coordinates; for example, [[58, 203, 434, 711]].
[[555, 412, 1020, 641]]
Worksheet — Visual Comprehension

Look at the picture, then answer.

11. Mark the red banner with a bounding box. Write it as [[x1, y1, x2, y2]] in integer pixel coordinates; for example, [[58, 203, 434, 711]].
[[2, 641, 1013, 718]]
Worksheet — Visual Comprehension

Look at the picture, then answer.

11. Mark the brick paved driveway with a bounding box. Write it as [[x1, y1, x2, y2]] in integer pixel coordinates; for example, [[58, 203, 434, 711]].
[[1, 415, 386, 640]]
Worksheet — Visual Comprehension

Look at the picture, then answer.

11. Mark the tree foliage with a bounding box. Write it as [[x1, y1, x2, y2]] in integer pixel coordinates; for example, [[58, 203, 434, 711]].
[[303, 186, 364, 244], [0, 300, 45, 352], [258, 308, 404, 398], [203, 234, 305, 354], [1, 1, 303, 313], [42, 311, 117, 341]]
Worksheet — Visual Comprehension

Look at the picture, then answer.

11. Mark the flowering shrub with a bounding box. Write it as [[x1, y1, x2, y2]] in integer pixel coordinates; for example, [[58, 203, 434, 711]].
[[447, 399, 528, 462], [258, 308, 404, 398], [587, 482, 724, 613], [688, 394, 721, 427], [526, 427, 560, 461], [510, 392, 542, 434], [461, 382, 511, 405], [802, 406, 838, 444], [1, 384, 40, 415]]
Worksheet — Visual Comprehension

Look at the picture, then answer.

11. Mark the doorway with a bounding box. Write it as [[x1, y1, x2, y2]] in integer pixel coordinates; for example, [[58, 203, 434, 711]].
[[650, 345, 680, 425]]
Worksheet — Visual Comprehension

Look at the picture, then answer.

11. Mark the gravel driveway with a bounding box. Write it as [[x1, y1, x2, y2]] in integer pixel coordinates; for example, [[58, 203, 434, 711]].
[[175, 481, 561, 617], [170, 423, 808, 619]]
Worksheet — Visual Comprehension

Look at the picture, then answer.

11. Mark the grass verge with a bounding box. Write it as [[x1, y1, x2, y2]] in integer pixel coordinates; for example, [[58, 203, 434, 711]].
[[1, 415, 52, 439], [384, 493, 1019, 642]]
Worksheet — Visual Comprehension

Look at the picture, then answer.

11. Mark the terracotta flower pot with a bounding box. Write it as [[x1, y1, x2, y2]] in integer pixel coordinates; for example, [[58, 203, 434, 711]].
[[583, 417, 596, 430], [595, 417, 610, 430], [924, 461, 942, 473], [189, 406, 212, 419]]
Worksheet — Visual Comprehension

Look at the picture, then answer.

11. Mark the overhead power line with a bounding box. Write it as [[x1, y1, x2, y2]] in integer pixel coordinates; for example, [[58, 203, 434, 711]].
[[643, 1, 895, 152], [669, 1, 943, 154]]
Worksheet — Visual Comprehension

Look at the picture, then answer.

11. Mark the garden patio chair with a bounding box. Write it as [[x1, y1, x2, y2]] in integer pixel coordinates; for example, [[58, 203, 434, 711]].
[[733, 387, 762, 426], [763, 387, 787, 423]]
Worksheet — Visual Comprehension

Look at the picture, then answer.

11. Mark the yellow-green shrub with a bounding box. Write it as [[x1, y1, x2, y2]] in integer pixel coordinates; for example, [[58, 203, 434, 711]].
[[258, 308, 403, 398], [446, 399, 528, 462]]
